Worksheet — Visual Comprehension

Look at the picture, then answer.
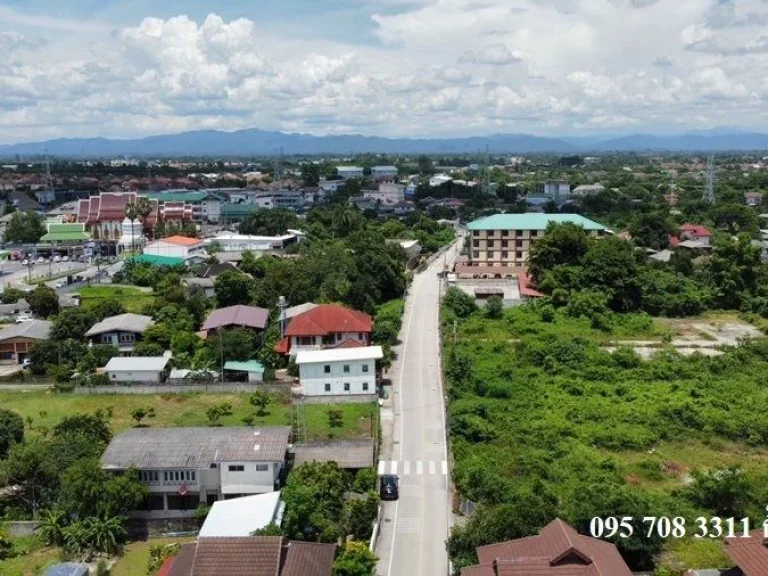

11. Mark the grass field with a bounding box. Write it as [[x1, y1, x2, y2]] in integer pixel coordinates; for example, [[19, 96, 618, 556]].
[[0, 536, 61, 576], [0, 391, 376, 440], [76, 285, 155, 314], [111, 537, 197, 576]]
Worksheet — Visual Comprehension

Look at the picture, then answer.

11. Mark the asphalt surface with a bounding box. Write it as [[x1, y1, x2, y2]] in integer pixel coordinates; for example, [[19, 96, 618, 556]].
[[376, 238, 464, 576]]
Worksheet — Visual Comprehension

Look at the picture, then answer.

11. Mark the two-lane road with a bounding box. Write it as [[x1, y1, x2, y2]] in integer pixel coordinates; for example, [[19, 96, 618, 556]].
[[376, 238, 463, 576]]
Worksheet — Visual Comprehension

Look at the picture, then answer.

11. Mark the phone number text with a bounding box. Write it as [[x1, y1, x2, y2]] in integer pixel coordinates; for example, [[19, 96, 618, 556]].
[[590, 516, 760, 539]]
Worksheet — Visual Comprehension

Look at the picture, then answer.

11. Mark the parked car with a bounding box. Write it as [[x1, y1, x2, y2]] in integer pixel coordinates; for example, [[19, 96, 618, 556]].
[[379, 474, 399, 501], [53, 255, 61, 263], [62, 255, 69, 262], [21, 259, 28, 266], [36, 256, 44, 264], [54, 281, 66, 289], [15, 314, 33, 324], [21, 358, 32, 369]]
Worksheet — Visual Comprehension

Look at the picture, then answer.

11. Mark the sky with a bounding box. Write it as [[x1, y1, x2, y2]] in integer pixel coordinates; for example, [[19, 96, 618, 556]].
[[2, 0, 768, 143]]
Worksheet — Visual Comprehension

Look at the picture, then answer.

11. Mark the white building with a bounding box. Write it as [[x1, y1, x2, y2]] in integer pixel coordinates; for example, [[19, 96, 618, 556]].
[[336, 166, 364, 180], [104, 352, 172, 383], [363, 183, 405, 205], [143, 235, 205, 259], [371, 165, 398, 180], [429, 174, 453, 187], [100, 426, 290, 518], [572, 184, 605, 197], [319, 179, 345, 196], [295, 346, 383, 398], [206, 231, 303, 252], [199, 492, 284, 537]]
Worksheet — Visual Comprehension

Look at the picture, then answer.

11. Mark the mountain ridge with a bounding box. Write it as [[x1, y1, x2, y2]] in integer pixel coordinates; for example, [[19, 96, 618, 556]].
[[1, 128, 768, 157]]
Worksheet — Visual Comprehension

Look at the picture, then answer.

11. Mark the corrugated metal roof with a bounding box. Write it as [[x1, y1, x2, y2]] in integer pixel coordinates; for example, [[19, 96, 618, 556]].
[[101, 426, 291, 469], [85, 313, 154, 337], [281, 541, 336, 576], [105, 354, 171, 372], [202, 305, 270, 331], [131, 254, 185, 266], [467, 213, 606, 231], [295, 345, 383, 365], [224, 361, 265, 373], [199, 492, 282, 538], [0, 320, 52, 341]]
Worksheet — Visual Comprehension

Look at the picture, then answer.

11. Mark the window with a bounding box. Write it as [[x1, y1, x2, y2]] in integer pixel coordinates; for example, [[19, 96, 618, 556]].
[[362, 382, 369, 391], [119, 333, 135, 343], [516, 240, 523, 248], [299, 336, 313, 346], [473, 240, 479, 248], [502, 240, 508, 248], [358, 333, 364, 340], [473, 231, 479, 237], [343, 364, 350, 373], [502, 251, 508, 258], [344, 383, 350, 391], [228, 465, 245, 472], [362, 364, 369, 373], [255, 464, 269, 472], [324, 365, 331, 374], [516, 251, 523, 259], [488, 251, 494, 258], [502, 230, 509, 237], [324, 383, 331, 392], [473, 251, 480, 259]]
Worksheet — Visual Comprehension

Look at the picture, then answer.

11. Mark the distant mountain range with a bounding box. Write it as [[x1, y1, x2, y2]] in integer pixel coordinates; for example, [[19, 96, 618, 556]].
[[2, 128, 768, 157]]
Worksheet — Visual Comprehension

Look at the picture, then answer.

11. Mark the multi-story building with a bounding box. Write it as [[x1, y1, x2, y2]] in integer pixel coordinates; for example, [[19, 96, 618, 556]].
[[85, 313, 155, 355], [144, 191, 223, 223], [336, 166, 364, 180], [363, 182, 405, 205], [274, 304, 372, 356], [295, 346, 383, 399], [371, 165, 398, 180], [542, 180, 571, 202], [467, 213, 606, 267], [100, 426, 291, 518]]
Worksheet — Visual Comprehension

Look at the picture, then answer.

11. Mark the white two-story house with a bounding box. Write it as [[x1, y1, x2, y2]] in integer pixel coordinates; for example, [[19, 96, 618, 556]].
[[100, 426, 291, 519], [85, 313, 155, 355], [274, 304, 372, 357], [295, 346, 383, 399]]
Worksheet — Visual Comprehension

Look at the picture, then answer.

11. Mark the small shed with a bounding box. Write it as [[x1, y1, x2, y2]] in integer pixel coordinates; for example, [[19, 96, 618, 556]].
[[224, 360, 265, 382]]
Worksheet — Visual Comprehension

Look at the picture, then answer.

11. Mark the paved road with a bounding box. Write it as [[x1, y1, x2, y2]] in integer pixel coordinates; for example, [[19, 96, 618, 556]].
[[376, 238, 464, 576]]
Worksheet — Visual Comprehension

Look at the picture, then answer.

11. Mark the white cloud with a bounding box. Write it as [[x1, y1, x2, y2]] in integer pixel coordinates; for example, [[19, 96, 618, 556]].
[[2, 0, 768, 142]]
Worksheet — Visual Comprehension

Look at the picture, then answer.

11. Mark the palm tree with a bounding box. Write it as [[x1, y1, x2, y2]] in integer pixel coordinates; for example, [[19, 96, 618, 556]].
[[35, 509, 68, 546], [134, 197, 152, 248], [332, 206, 355, 238], [87, 516, 126, 556], [125, 202, 139, 254]]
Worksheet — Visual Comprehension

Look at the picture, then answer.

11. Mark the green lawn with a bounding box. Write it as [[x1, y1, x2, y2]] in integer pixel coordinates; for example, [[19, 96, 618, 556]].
[[112, 537, 197, 576], [77, 285, 155, 314], [0, 391, 376, 440], [0, 535, 61, 576]]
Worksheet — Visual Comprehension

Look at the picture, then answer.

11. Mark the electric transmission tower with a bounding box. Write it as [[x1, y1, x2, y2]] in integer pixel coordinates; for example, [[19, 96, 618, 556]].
[[702, 156, 716, 204]]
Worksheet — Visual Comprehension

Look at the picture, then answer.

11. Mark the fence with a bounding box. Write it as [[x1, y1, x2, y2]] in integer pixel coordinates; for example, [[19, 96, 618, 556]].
[[296, 393, 379, 405], [74, 382, 293, 395], [3, 521, 40, 537], [369, 504, 383, 552]]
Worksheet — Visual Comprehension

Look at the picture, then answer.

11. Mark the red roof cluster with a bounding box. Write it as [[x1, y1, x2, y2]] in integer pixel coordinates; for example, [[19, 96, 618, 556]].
[[679, 223, 712, 237], [518, 271, 544, 299], [76, 192, 190, 230], [462, 519, 632, 576], [284, 304, 372, 337], [723, 530, 768, 576]]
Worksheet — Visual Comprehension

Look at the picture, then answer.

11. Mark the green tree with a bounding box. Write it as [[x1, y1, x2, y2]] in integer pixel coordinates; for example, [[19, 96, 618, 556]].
[[581, 237, 642, 312], [344, 492, 379, 540], [706, 234, 762, 309], [484, 296, 503, 319], [682, 467, 754, 518], [132, 341, 165, 357], [91, 298, 126, 321], [629, 212, 673, 249], [0, 438, 60, 514], [0, 287, 25, 304], [249, 391, 271, 417], [328, 409, 344, 436], [27, 285, 59, 319], [711, 203, 759, 236], [35, 509, 68, 546], [58, 459, 148, 519], [301, 163, 321, 186], [239, 209, 299, 236], [332, 541, 378, 576], [252, 523, 283, 536], [205, 328, 258, 364], [52, 412, 113, 447], [0, 408, 23, 459], [527, 222, 590, 282], [206, 403, 233, 426], [4, 210, 46, 243], [63, 516, 127, 556], [443, 287, 477, 318], [214, 270, 256, 308], [50, 307, 97, 341], [130, 406, 156, 427]]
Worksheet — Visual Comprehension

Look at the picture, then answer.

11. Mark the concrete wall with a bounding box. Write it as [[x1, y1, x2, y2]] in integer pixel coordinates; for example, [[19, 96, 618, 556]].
[[220, 461, 280, 494], [107, 369, 163, 383], [299, 358, 375, 396], [73, 383, 291, 394], [298, 393, 378, 405]]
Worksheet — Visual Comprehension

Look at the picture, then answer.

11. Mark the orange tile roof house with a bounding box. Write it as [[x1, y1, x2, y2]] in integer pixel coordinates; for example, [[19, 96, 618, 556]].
[[461, 519, 632, 576], [165, 537, 336, 576], [144, 235, 205, 260], [274, 304, 372, 356]]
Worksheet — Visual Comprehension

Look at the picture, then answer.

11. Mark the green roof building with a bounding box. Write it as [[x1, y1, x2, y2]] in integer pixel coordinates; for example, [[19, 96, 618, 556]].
[[221, 204, 259, 222], [130, 254, 185, 267], [223, 360, 265, 383], [465, 213, 607, 270], [40, 223, 91, 243]]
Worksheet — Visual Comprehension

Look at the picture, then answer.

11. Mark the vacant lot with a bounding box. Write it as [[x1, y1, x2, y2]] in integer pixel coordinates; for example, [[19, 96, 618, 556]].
[[111, 537, 197, 576], [77, 285, 155, 314], [446, 304, 768, 572], [0, 391, 376, 441]]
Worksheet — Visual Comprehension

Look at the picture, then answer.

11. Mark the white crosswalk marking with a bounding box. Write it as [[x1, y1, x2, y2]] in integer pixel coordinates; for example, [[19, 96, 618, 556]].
[[416, 461, 423, 475], [403, 461, 410, 476], [377, 460, 385, 475], [441, 460, 448, 475], [390, 460, 398, 475], [376, 460, 448, 476], [429, 461, 436, 475]]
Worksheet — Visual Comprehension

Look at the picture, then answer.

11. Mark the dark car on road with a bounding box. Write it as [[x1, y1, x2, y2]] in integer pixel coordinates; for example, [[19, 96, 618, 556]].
[[379, 474, 399, 501]]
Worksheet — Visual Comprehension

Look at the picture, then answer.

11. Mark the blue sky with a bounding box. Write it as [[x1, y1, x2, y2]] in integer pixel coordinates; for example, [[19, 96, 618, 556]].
[[1, 0, 768, 143]]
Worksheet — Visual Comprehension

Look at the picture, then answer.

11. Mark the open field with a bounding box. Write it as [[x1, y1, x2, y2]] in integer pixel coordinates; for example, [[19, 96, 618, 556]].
[[446, 304, 768, 572], [76, 285, 155, 314], [0, 391, 377, 440]]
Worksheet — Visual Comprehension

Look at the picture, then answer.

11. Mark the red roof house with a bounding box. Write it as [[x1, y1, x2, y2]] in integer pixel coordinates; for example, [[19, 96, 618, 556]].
[[722, 530, 768, 576], [275, 304, 372, 356], [462, 518, 632, 576]]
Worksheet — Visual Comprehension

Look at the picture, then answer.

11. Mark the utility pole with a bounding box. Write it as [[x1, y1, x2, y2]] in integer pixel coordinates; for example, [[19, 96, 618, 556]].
[[219, 329, 225, 382], [702, 156, 716, 204], [278, 296, 287, 338]]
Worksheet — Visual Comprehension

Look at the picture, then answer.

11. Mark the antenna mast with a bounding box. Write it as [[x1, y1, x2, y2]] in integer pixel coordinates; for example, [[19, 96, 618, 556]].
[[702, 156, 716, 204]]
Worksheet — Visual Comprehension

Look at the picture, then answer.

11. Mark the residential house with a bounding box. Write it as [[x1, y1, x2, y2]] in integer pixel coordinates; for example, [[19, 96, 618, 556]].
[[198, 492, 284, 538], [207, 231, 303, 252], [0, 320, 51, 364], [363, 182, 405, 205], [162, 537, 335, 576], [571, 183, 605, 196], [336, 166, 364, 180], [295, 345, 383, 398], [467, 213, 607, 267], [670, 224, 712, 248], [371, 165, 398, 180], [274, 304, 372, 356], [745, 192, 762, 207], [201, 305, 270, 337], [722, 529, 768, 576], [104, 352, 171, 383], [100, 426, 291, 518], [85, 313, 154, 354], [144, 236, 205, 260], [461, 518, 632, 576]]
